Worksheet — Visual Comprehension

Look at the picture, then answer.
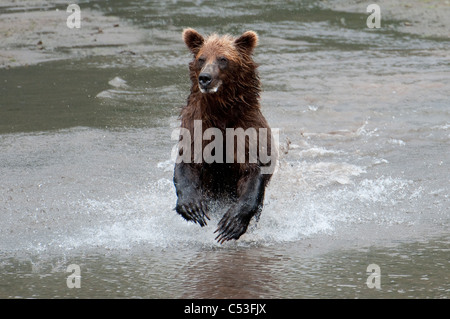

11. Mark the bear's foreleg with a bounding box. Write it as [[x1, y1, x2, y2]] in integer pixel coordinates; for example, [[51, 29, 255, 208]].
[[173, 162, 210, 226], [215, 167, 266, 243]]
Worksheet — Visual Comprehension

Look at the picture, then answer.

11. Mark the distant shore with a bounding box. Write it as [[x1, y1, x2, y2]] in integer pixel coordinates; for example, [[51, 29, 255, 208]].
[[1, 0, 449, 68]]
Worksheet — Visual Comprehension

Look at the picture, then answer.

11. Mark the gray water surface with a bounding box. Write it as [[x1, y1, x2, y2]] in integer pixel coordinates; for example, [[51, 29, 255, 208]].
[[0, 0, 449, 298]]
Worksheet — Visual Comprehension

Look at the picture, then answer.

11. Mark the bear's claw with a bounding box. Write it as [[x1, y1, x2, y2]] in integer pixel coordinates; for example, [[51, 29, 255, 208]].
[[214, 209, 250, 244], [176, 201, 209, 227]]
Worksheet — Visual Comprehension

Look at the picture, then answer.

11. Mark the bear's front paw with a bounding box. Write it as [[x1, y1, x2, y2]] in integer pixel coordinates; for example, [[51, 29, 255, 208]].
[[176, 199, 209, 227], [214, 207, 251, 244]]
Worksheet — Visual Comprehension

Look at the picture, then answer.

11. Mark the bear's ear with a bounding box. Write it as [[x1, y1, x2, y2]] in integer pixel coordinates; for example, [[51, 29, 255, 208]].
[[183, 28, 204, 55], [234, 31, 258, 55]]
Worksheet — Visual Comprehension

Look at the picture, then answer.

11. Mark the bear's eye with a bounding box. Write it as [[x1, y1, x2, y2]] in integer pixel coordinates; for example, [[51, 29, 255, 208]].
[[197, 57, 206, 67], [218, 56, 228, 68]]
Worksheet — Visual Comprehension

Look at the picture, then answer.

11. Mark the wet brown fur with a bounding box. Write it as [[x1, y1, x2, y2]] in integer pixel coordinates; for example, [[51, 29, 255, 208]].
[[180, 29, 272, 178]]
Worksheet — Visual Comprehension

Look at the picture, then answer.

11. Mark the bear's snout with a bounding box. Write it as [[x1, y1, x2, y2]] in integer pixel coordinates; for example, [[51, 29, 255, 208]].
[[199, 73, 212, 89], [198, 63, 222, 94]]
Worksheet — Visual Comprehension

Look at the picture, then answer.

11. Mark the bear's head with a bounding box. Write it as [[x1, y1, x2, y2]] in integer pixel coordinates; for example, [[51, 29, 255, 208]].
[[182, 28, 259, 96]]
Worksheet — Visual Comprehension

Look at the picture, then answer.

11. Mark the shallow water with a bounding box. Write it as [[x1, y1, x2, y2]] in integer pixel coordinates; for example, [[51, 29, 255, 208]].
[[0, 0, 449, 298]]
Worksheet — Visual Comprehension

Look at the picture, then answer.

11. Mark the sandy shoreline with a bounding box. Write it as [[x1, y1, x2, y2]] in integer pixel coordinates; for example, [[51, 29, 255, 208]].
[[0, 3, 146, 68], [0, 0, 449, 68]]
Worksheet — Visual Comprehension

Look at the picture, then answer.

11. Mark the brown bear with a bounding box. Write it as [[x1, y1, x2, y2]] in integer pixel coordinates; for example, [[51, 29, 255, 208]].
[[173, 28, 276, 243]]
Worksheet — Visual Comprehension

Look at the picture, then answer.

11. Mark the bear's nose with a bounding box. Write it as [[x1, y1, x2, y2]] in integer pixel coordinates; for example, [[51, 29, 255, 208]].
[[198, 73, 212, 88]]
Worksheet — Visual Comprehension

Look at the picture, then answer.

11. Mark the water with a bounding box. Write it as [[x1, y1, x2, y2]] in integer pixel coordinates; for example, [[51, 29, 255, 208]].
[[0, 0, 449, 298]]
